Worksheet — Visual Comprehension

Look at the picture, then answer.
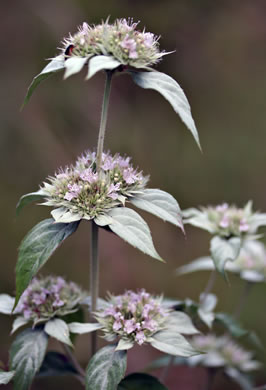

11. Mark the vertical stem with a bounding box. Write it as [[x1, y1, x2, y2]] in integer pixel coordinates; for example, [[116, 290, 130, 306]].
[[90, 220, 99, 357], [96, 71, 113, 174], [233, 281, 253, 320], [160, 355, 175, 383], [201, 270, 217, 302]]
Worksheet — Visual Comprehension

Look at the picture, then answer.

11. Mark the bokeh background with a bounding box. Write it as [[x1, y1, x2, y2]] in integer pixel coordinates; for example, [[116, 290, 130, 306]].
[[1, 0, 266, 388]]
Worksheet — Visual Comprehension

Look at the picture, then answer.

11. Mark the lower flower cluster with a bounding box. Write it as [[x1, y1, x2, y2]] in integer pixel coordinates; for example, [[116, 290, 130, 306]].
[[96, 289, 168, 345]]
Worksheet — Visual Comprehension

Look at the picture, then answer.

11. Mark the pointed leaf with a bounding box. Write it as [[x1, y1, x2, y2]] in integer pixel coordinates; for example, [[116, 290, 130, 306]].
[[116, 339, 134, 351], [9, 328, 48, 390], [0, 294, 15, 314], [225, 367, 253, 390], [0, 370, 15, 385], [176, 257, 215, 276], [11, 317, 29, 334], [64, 57, 88, 79], [166, 312, 199, 334], [15, 218, 79, 307], [87, 55, 121, 79], [51, 207, 81, 223], [210, 236, 241, 277], [130, 71, 200, 149], [38, 351, 77, 377], [85, 344, 127, 390], [215, 313, 248, 338], [22, 55, 65, 107], [16, 189, 47, 216], [68, 322, 103, 335], [44, 319, 72, 346], [150, 330, 200, 357], [106, 207, 163, 261], [118, 373, 168, 390], [130, 189, 183, 230]]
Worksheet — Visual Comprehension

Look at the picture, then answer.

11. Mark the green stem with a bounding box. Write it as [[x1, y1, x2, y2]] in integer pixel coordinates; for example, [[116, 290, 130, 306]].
[[90, 221, 99, 357], [159, 355, 175, 383], [233, 281, 253, 320], [62, 343, 85, 384], [96, 71, 113, 174], [201, 270, 216, 303]]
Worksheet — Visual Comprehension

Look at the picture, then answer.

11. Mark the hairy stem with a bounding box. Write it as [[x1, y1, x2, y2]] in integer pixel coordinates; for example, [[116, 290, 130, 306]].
[[233, 281, 253, 320], [90, 221, 99, 357], [96, 70, 113, 174], [201, 270, 217, 303], [159, 355, 175, 383], [62, 343, 85, 383]]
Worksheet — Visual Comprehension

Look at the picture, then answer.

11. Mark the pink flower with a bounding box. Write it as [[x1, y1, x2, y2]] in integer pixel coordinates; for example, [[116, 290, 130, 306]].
[[216, 203, 229, 213], [142, 319, 158, 332], [219, 215, 230, 228], [239, 219, 249, 232], [124, 319, 136, 334], [113, 321, 122, 331], [64, 183, 81, 201], [80, 168, 98, 183], [107, 183, 120, 200], [120, 35, 138, 59], [143, 32, 154, 48], [123, 168, 138, 184], [136, 331, 146, 345]]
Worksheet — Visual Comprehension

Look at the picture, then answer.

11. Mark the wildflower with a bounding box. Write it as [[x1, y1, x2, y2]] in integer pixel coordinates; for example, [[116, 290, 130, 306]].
[[94, 289, 200, 355], [36, 150, 148, 223]]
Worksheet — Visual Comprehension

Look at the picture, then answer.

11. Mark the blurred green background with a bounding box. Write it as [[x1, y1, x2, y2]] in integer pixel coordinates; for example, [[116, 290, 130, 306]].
[[1, 0, 266, 388]]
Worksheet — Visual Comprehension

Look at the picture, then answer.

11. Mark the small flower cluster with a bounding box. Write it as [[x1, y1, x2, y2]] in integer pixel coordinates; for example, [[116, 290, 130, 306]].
[[192, 334, 260, 372], [96, 289, 168, 346], [207, 203, 251, 236], [15, 276, 86, 323], [62, 18, 166, 68], [234, 240, 266, 276], [40, 151, 148, 221]]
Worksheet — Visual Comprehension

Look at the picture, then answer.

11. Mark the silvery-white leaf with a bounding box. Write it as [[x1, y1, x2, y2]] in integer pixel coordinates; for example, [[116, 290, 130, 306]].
[[166, 312, 199, 335], [23, 55, 65, 107], [240, 270, 265, 283], [198, 309, 215, 328], [130, 188, 183, 230], [106, 207, 163, 261], [16, 189, 47, 216], [51, 207, 81, 223], [176, 257, 215, 275], [64, 57, 88, 79], [94, 214, 113, 226], [44, 319, 72, 346], [115, 339, 134, 351], [11, 316, 29, 334], [82, 296, 109, 310], [68, 322, 103, 334], [0, 371, 15, 385], [150, 330, 200, 357], [199, 293, 217, 313], [225, 367, 253, 390], [87, 55, 121, 79], [0, 294, 15, 314], [210, 236, 242, 276], [130, 71, 200, 149], [85, 344, 127, 390], [248, 213, 266, 233], [183, 214, 215, 233]]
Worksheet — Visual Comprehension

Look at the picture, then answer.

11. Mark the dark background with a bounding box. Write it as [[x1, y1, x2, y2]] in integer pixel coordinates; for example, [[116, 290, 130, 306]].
[[1, 0, 266, 388]]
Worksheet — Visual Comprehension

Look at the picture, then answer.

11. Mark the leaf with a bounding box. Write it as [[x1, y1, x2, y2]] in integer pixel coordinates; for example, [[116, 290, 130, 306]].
[[9, 327, 48, 390], [147, 356, 187, 371], [85, 344, 127, 390], [166, 312, 199, 335], [118, 373, 168, 390], [15, 218, 79, 307], [22, 55, 65, 108], [130, 189, 183, 230], [16, 189, 47, 216], [44, 318, 72, 346], [210, 236, 241, 277], [0, 294, 15, 314], [115, 339, 134, 351], [0, 370, 15, 385], [149, 330, 200, 357], [176, 257, 214, 276], [198, 294, 217, 328], [130, 70, 200, 149], [11, 317, 29, 334], [64, 57, 89, 79], [51, 207, 82, 223], [105, 207, 163, 262], [68, 322, 103, 334], [225, 367, 253, 390], [215, 313, 248, 338], [86, 55, 121, 79], [183, 208, 216, 233], [38, 351, 77, 377]]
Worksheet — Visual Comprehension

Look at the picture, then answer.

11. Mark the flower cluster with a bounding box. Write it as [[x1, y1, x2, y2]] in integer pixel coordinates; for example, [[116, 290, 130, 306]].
[[15, 276, 86, 324], [96, 289, 169, 346], [40, 150, 148, 222], [183, 202, 266, 238], [62, 18, 166, 69], [191, 334, 260, 372], [234, 240, 266, 276]]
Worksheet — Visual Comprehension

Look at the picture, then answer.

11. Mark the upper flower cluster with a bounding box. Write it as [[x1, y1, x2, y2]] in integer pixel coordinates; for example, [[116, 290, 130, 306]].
[[62, 18, 166, 69], [183, 202, 266, 238], [96, 289, 168, 346], [191, 334, 260, 372], [40, 150, 148, 222], [15, 276, 86, 324]]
